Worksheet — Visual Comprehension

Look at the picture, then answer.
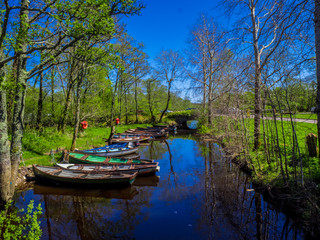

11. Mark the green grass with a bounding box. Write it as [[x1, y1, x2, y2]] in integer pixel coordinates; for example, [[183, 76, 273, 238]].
[[209, 115, 320, 184], [265, 112, 317, 120], [22, 124, 151, 166], [252, 119, 320, 182], [282, 113, 317, 120], [258, 119, 317, 153]]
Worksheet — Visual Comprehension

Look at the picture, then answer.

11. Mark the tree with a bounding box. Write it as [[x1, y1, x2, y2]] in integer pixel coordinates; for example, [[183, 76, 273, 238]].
[[187, 14, 232, 125], [0, 0, 143, 204], [223, 0, 308, 150], [131, 43, 149, 123], [155, 50, 184, 123], [315, 0, 320, 157]]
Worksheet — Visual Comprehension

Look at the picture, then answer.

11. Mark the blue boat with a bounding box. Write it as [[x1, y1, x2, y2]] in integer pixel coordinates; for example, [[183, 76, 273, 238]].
[[74, 142, 139, 157]]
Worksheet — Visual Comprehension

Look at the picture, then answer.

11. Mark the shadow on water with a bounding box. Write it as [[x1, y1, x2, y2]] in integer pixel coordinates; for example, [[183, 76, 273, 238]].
[[13, 135, 303, 239]]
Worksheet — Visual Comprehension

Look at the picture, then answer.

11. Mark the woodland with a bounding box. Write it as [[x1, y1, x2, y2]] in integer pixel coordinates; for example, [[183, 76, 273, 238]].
[[1, 0, 320, 236]]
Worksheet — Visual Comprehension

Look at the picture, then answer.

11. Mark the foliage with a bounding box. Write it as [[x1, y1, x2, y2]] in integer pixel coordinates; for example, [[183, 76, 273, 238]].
[[198, 125, 212, 134], [0, 200, 42, 240], [165, 110, 195, 119]]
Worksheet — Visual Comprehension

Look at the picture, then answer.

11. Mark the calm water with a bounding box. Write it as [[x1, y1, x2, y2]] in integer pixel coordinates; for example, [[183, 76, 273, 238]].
[[14, 135, 303, 239]]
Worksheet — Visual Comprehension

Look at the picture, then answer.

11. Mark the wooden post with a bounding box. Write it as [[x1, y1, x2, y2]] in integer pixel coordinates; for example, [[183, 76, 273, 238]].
[[306, 133, 318, 157]]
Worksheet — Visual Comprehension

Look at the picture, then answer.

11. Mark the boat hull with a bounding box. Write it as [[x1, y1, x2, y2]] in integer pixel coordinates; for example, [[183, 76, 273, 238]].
[[75, 147, 138, 157], [68, 152, 154, 165], [56, 163, 160, 176], [33, 165, 137, 187]]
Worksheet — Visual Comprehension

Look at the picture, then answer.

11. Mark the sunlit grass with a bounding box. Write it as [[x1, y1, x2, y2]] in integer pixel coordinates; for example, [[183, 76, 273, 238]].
[[211, 116, 320, 184], [282, 113, 317, 120], [22, 124, 151, 166]]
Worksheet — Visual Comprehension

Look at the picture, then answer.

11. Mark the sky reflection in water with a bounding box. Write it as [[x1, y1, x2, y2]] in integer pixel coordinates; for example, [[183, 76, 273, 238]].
[[14, 136, 303, 240]]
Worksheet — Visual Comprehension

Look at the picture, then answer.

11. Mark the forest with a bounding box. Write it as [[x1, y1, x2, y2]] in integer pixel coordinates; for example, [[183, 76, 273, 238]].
[[1, 0, 320, 237]]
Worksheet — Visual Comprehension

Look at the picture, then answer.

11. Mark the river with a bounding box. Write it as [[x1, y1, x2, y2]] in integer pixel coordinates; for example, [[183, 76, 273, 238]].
[[13, 135, 303, 239]]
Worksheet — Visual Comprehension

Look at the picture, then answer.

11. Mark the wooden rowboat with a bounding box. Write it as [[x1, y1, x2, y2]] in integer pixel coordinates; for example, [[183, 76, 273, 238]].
[[111, 135, 151, 143], [33, 165, 137, 187], [75, 142, 138, 157], [68, 152, 154, 165], [113, 133, 155, 139], [56, 162, 160, 176], [124, 129, 168, 138]]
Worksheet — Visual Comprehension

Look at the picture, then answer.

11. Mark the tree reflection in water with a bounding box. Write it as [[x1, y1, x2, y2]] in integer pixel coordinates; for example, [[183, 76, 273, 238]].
[[195, 140, 302, 240], [16, 184, 155, 239], [12, 136, 303, 239]]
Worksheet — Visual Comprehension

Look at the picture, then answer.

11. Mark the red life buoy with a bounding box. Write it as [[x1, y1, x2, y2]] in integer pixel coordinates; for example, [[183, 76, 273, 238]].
[[80, 121, 88, 129], [115, 118, 120, 125]]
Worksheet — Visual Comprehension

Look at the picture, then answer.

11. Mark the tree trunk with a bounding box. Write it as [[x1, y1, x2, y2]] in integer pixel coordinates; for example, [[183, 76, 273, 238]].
[[58, 57, 76, 133], [51, 68, 55, 120], [106, 73, 119, 145], [36, 72, 43, 129], [147, 80, 155, 122], [10, 57, 28, 194], [71, 75, 83, 151], [159, 81, 171, 123], [58, 85, 73, 133], [253, 71, 262, 150], [135, 80, 138, 123], [202, 54, 207, 111], [315, 0, 320, 157], [0, 52, 11, 204], [208, 81, 213, 125], [251, 3, 262, 150], [119, 80, 122, 121], [125, 90, 128, 125], [10, 0, 29, 194]]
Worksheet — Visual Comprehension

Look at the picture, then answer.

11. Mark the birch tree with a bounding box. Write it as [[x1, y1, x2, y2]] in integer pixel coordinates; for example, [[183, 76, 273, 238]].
[[315, 0, 320, 157], [223, 0, 307, 149], [187, 14, 232, 125]]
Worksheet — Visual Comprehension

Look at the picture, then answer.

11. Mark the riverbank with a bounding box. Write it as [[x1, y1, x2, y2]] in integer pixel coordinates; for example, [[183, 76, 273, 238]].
[[16, 123, 320, 237], [198, 122, 320, 239], [13, 134, 302, 239]]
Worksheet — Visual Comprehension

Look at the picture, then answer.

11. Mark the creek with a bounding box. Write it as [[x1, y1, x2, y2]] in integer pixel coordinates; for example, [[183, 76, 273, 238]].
[[14, 135, 303, 239]]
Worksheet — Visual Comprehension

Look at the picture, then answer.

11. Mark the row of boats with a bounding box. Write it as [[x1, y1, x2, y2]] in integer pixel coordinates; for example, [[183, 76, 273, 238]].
[[33, 125, 176, 187]]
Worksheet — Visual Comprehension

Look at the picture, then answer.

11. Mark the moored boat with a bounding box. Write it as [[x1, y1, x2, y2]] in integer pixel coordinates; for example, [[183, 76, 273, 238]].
[[124, 129, 168, 138], [68, 152, 154, 165], [74, 142, 138, 157], [33, 165, 137, 187], [111, 135, 151, 143], [152, 124, 177, 132], [56, 162, 160, 176]]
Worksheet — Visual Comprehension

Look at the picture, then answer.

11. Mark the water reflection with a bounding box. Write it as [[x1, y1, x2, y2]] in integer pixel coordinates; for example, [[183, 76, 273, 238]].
[[13, 136, 303, 239], [187, 120, 198, 129]]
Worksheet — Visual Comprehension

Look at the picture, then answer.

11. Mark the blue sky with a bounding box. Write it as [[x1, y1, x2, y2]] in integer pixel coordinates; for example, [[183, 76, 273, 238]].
[[124, 0, 225, 60]]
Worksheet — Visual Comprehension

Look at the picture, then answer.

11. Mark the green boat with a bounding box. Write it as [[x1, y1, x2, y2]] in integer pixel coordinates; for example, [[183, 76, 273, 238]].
[[68, 152, 154, 165], [33, 165, 137, 187]]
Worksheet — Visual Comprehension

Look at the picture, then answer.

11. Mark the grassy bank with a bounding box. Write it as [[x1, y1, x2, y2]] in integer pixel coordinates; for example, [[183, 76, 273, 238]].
[[22, 124, 151, 167], [200, 116, 320, 184], [200, 115, 320, 236]]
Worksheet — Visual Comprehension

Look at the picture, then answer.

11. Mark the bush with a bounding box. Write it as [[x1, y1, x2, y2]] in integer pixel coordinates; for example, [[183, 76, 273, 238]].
[[0, 200, 42, 240], [165, 110, 196, 119]]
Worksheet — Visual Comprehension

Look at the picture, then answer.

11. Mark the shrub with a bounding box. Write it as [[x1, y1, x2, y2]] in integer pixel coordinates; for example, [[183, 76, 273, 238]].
[[0, 200, 42, 240]]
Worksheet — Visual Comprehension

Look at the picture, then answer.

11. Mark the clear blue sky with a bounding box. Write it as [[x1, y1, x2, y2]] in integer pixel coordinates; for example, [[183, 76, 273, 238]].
[[124, 0, 225, 60]]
